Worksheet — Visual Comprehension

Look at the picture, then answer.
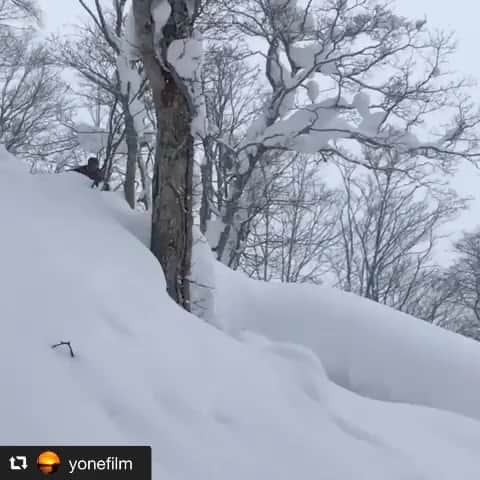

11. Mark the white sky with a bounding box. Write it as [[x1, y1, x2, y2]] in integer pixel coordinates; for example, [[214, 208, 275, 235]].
[[38, 0, 480, 253]]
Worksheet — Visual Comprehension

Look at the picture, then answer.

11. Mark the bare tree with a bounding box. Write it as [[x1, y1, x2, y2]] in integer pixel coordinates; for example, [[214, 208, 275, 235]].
[[442, 229, 480, 340], [0, 16, 74, 166], [0, 0, 40, 27], [201, 0, 480, 265], [240, 154, 340, 282], [198, 42, 263, 236], [57, 0, 149, 208], [330, 149, 466, 314], [133, 0, 206, 309]]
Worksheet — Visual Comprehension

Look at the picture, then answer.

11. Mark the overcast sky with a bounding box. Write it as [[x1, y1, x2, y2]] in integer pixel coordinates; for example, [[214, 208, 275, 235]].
[[38, 0, 480, 254]]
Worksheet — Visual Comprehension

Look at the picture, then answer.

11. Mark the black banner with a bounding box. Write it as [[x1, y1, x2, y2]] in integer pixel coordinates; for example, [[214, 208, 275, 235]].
[[0, 446, 151, 479]]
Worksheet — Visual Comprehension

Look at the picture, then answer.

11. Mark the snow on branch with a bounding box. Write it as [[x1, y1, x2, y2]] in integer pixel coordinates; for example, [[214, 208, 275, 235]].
[[146, 0, 207, 137], [203, 0, 480, 264], [216, 0, 480, 165], [167, 35, 207, 136]]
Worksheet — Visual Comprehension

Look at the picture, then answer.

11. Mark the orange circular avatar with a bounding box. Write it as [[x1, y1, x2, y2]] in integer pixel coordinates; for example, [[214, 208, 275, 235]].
[[37, 451, 61, 475]]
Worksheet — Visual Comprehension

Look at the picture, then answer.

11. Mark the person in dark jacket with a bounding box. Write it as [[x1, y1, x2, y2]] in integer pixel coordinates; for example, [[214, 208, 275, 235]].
[[70, 157, 105, 187]]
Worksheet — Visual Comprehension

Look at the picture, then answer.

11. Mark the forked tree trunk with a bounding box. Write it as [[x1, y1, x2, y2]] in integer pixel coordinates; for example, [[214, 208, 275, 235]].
[[133, 0, 194, 310]]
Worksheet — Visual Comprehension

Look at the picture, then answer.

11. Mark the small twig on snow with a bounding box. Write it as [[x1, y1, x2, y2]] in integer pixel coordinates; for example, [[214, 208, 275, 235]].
[[51, 341, 75, 358]]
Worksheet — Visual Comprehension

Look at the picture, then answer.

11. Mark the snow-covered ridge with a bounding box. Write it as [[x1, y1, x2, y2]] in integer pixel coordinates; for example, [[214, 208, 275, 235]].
[[1, 147, 480, 479], [215, 262, 480, 422]]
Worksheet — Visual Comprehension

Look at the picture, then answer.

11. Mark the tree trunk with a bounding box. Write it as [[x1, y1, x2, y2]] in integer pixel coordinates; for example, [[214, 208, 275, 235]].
[[122, 96, 138, 209], [151, 70, 193, 309], [214, 147, 267, 266], [133, 0, 194, 310], [199, 159, 212, 235], [215, 169, 253, 266], [137, 146, 151, 210]]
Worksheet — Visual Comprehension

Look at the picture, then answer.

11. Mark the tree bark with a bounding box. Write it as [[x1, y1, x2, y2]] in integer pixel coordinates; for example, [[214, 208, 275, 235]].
[[137, 145, 151, 210], [151, 70, 193, 309], [122, 95, 138, 209], [199, 159, 212, 235], [133, 0, 194, 310]]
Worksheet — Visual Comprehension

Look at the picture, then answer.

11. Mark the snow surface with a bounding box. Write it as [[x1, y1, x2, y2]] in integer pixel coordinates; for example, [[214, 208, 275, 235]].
[[215, 263, 480, 423], [2, 146, 480, 479]]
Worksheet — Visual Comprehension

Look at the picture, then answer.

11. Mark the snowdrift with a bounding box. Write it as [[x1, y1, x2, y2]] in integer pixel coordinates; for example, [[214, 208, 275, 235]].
[[215, 264, 480, 422], [1, 147, 480, 479]]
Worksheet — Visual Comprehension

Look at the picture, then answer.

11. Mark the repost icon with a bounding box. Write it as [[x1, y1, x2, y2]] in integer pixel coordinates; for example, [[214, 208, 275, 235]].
[[37, 451, 61, 475], [9, 456, 27, 471]]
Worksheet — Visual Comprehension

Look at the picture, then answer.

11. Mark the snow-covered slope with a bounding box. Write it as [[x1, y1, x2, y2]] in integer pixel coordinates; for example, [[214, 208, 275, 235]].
[[215, 264, 480, 423], [2, 147, 480, 479]]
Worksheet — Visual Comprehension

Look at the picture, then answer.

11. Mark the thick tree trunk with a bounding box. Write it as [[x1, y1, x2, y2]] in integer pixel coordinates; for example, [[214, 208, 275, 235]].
[[151, 70, 193, 309], [134, 0, 195, 310]]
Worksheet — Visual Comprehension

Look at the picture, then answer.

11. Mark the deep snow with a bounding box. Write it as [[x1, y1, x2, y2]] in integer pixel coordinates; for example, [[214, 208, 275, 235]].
[[1, 147, 480, 479], [215, 264, 480, 422]]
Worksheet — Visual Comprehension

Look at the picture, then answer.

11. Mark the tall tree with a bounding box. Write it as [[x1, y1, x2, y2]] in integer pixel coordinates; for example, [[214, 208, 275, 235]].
[[0, 0, 74, 168], [204, 0, 480, 265], [444, 230, 480, 340], [240, 154, 340, 282], [330, 150, 466, 313], [198, 42, 263, 239], [133, 0, 204, 309], [58, 0, 149, 208]]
